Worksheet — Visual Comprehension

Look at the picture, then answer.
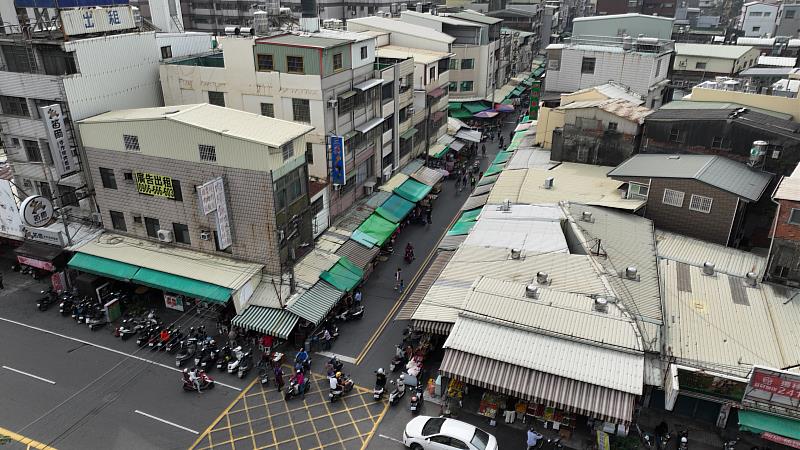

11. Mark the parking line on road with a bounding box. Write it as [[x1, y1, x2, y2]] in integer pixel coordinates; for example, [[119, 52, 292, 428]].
[[134, 410, 199, 435], [2, 365, 56, 385], [314, 351, 357, 364], [0, 316, 243, 391], [377, 434, 403, 445]]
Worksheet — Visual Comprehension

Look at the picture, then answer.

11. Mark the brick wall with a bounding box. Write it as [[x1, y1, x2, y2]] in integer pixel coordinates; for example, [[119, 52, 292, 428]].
[[614, 176, 740, 245], [774, 199, 800, 240], [86, 146, 281, 274]]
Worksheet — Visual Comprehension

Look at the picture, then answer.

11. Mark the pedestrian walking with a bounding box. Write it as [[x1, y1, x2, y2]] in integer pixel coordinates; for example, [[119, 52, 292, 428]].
[[394, 267, 402, 290], [470, 174, 476, 189], [481, 143, 486, 158], [489, 130, 494, 142], [399, 278, 405, 293], [322, 328, 332, 350], [462, 173, 468, 190], [526, 428, 543, 450], [228, 327, 238, 346], [354, 289, 362, 307], [0, 272, 5, 290], [509, 130, 514, 141], [425, 206, 432, 225], [499, 135, 505, 148], [455, 176, 462, 192], [274, 365, 285, 392]]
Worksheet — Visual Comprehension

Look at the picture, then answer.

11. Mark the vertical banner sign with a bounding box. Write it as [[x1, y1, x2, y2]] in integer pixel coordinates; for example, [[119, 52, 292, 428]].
[[51, 271, 67, 293], [198, 181, 217, 215], [40, 104, 78, 177], [330, 135, 346, 185], [213, 177, 232, 250], [529, 80, 541, 120]]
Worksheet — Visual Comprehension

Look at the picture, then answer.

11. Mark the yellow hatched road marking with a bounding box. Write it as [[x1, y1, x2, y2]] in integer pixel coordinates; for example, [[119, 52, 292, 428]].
[[0, 426, 57, 450]]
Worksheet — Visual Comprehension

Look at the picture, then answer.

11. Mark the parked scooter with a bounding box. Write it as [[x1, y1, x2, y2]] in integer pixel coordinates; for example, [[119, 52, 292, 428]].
[[37, 289, 57, 311], [163, 328, 184, 352], [334, 305, 364, 322], [374, 368, 387, 401], [326, 356, 344, 376], [217, 345, 234, 370], [723, 438, 739, 450], [409, 383, 424, 413], [182, 369, 215, 392], [175, 338, 197, 367], [257, 359, 271, 385], [58, 294, 75, 316], [227, 346, 245, 375], [678, 430, 689, 450], [237, 348, 253, 379], [86, 309, 107, 331], [389, 345, 406, 372], [388, 374, 407, 406]]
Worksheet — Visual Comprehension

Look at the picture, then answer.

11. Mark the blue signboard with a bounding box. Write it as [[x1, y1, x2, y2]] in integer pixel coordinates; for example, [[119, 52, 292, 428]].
[[15, 0, 128, 8], [330, 135, 346, 185]]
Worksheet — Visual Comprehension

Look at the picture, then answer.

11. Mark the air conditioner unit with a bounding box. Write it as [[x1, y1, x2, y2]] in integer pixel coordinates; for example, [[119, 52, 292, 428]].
[[364, 184, 374, 195], [200, 231, 211, 241], [157, 229, 174, 243], [91, 212, 102, 224]]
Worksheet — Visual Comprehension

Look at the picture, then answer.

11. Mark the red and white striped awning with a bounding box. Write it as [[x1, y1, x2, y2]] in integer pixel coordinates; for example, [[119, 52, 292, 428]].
[[440, 349, 636, 424]]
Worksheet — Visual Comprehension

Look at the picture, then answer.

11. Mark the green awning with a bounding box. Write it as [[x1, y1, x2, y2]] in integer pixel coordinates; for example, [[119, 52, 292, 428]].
[[132, 267, 232, 303], [447, 220, 476, 236], [501, 99, 514, 105], [68, 253, 140, 281], [231, 306, 299, 340], [478, 174, 499, 186], [450, 108, 473, 119], [356, 213, 399, 247], [399, 128, 419, 140], [287, 281, 343, 325], [376, 194, 416, 223], [320, 257, 363, 292], [533, 67, 545, 77], [351, 229, 379, 248], [492, 152, 512, 165], [739, 410, 800, 440], [484, 163, 505, 177], [522, 79, 534, 86], [463, 101, 491, 114], [459, 207, 483, 222], [448, 102, 463, 110], [511, 87, 524, 96], [394, 178, 432, 203]]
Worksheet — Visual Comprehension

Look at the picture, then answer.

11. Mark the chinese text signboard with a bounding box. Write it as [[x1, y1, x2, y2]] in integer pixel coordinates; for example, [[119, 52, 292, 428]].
[[61, 6, 136, 37], [135, 172, 176, 199], [677, 368, 746, 401], [40, 104, 78, 177], [213, 178, 232, 250], [330, 135, 346, 185], [742, 366, 800, 419], [198, 182, 217, 215]]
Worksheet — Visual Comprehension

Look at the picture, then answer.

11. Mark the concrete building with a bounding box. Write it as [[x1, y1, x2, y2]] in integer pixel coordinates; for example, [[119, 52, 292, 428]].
[[768, 166, 800, 285], [571, 13, 675, 40], [0, 5, 211, 250], [504, 28, 536, 76], [738, 1, 779, 37], [544, 35, 673, 109], [672, 44, 761, 88], [78, 104, 313, 274], [160, 30, 415, 227], [608, 154, 772, 246], [486, 7, 544, 53], [776, 0, 800, 37]]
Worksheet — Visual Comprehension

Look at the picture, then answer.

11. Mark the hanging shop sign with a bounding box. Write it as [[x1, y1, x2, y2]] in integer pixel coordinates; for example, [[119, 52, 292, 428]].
[[742, 366, 800, 419], [164, 293, 185, 312], [19, 195, 54, 228], [40, 104, 79, 177], [17, 255, 55, 272], [51, 271, 67, 293], [26, 228, 65, 247], [330, 135, 346, 185], [213, 178, 232, 250], [135, 172, 176, 199], [197, 181, 217, 215]]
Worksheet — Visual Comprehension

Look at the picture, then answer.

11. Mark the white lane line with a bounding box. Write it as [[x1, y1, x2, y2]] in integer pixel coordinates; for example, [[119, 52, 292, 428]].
[[378, 434, 404, 444], [2, 365, 56, 385], [134, 410, 199, 435], [0, 316, 241, 392], [315, 351, 357, 364]]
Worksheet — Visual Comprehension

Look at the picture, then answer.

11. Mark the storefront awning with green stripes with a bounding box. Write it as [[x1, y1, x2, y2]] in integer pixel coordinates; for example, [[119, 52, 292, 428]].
[[459, 207, 483, 222], [231, 306, 299, 340], [320, 256, 364, 292], [478, 174, 499, 186], [448, 102, 463, 110], [484, 163, 505, 177], [68, 253, 140, 281], [447, 220, 476, 236], [739, 410, 800, 440], [132, 267, 232, 303], [376, 193, 416, 224], [511, 87, 524, 96], [287, 281, 343, 326], [399, 128, 419, 140], [356, 213, 399, 247], [450, 108, 473, 119], [394, 178, 432, 203], [463, 101, 491, 114], [533, 67, 546, 78], [492, 152, 512, 165]]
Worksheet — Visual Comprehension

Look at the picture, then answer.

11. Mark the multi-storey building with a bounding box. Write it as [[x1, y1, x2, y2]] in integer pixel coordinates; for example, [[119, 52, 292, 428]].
[[0, 5, 211, 252], [572, 13, 674, 40], [672, 43, 761, 88], [486, 7, 544, 53], [776, 0, 800, 37], [738, 1, 779, 37]]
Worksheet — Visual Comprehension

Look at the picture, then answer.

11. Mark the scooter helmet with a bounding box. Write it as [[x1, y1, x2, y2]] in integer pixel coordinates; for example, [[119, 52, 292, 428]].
[[296, 369, 302, 374], [399, 374, 406, 382], [681, 437, 687, 444], [336, 372, 342, 378], [377, 368, 385, 375], [183, 368, 189, 375], [209, 339, 215, 345]]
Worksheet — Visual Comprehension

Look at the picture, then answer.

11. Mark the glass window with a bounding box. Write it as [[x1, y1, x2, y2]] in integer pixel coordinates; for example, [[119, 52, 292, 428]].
[[199, 144, 217, 162], [257, 54, 274, 71], [0, 95, 30, 117], [282, 141, 295, 161], [99, 167, 117, 189], [471, 429, 490, 450], [306, 142, 314, 164], [786, 9, 796, 18], [711, 136, 723, 148], [789, 208, 800, 225], [460, 81, 473, 91], [110, 210, 126, 231], [449, 81, 458, 92], [208, 91, 225, 107], [292, 98, 311, 123], [39, 47, 76, 75], [429, 66, 436, 82], [421, 418, 445, 435], [689, 194, 713, 213], [429, 436, 451, 445], [461, 58, 474, 69], [144, 217, 160, 238], [449, 438, 469, 450], [668, 127, 681, 142], [628, 183, 649, 199], [607, 122, 618, 131], [333, 53, 343, 71], [123, 134, 140, 151], [287, 56, 304, 74], [160, 45, 173, 59], [360, 45, 368, 59], [662, 189, 685, 207], [655, 59, 662, 77], [172, 223, 191, 244], [695, 62, 707, 69], [749, 11, 762, 16], [23, 140, 42, 162], [260, 102, 274, 117], [581, 57, 596, 74], [449, 59, 458, 70], [38, 181, 52, 201], [1, 45, 37, 73]]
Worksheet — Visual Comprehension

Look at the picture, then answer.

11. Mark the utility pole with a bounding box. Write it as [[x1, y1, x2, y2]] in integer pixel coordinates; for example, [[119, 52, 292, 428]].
[[40, 159, 72, 247]]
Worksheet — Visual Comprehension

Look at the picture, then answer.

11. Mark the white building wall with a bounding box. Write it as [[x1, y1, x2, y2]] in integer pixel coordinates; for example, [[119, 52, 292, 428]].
[[156, 32, 214, 58], [564, 108, 640, 135], [739, 3, 778, 37]]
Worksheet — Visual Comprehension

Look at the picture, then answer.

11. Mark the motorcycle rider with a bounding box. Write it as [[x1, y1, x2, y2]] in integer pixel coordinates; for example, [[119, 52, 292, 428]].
[[405, 243, 414, 261], [376, 368, 387, 389], [295, 347, 309, 372], [293, 369, 306, 398], [188, 367, 202, 393]]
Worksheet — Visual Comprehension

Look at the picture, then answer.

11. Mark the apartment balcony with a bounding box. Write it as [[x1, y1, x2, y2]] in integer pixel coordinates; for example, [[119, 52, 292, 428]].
[[382, 100, 394, 118], [382, 129, 393, 145], [399, 88, 413, 105]]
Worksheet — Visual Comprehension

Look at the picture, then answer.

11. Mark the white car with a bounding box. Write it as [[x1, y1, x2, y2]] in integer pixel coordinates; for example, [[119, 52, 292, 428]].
[[403, 416, 498, 450]]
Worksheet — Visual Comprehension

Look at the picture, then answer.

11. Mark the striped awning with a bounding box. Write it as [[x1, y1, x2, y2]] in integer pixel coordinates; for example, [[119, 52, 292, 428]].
[[231, 306, 299, 340], [286, 281, 344, 326], [396, 251, 455, 320], [335, 239, 379, 270], [440, 350, 636, 424], [461, 193, 489, 211], [412, 319, 453, 335]]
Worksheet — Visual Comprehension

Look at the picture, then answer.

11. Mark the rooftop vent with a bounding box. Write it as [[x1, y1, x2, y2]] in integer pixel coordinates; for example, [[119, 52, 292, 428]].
[[536, 271, 550, 285], [543, 177, 554, 190], [745, 271, 758, 287], [702, 261, 715, 276], [624, 266, 639, 281], [511, 248, 522, 260], [581, 211, 594, 223], [525, 284, 540, 299], [499, 199, 511, 212], [593, 297, 608, 313]]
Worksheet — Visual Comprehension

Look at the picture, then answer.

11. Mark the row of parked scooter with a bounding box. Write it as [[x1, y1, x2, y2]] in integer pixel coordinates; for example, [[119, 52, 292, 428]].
[[36, 288, 128, 331]]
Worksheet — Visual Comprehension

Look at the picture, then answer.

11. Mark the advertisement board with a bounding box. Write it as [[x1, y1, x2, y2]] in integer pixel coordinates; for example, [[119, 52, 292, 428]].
[[17, 255, 55, 272], [27, 228, 65, 247], [742, 366, 800, 418], [677, 368, 746, 401], [135, 172, 176, 199], [61, 6, 136, 37], [40, 104, 79, 178], [197, 180, 217, 215], [164, 293, 185, 312], [14, 0, 128, 7], [213, 178, 232, 250], [330, 135, 346, 185], [19, 195, 54, 228], [0, 179, 24, 239]]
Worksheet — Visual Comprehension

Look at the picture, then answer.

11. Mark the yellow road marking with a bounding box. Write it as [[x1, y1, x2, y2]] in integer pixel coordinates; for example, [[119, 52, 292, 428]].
[[0, 426, 57, 450], [189, 376, 259, 450], [360, 400, 389, 450], [355, 209, 461, 365]]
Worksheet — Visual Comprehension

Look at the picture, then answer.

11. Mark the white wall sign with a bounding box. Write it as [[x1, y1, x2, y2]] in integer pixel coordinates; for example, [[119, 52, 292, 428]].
[[61, 6, 137, 37], [26, 228, 65, 247], [213, 177, 232, 250], [39, 104, 79, 177], [197, 180, 217, 215], [0, 179, 24, 238], [19, 195, 54, 228]]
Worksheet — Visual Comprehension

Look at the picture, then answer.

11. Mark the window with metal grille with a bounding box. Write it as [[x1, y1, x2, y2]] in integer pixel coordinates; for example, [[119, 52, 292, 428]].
[[581, 57, 596, 74], [689, 194, 713, 213], [199, 144, 217, 162], [449, 82, 457, 92], [306, 142, 314, 164], [123, 134, 140, 151], [1, 45, 37, 73], [208, 91, 225, 107], [172, 223, 191, 244], [23, 140, 41, 162], [282, 142, 294, 161], [144, 217, 160, 238], [460, 81, 473, 91], [333, 53, 343, 71], [789, 208, 800, 225], [260, 102, 274, 117], [429, 66, 436, 83], [461, 59, 474, 69], [160, 45, 172, 59], [449, 59, 458, 70], [287, 56, 304, 74], [292, 98, 310, 123], [607, 122, 618, 131], [110, 211, 126, 231], [0, 95, 30, 117], [668, 127, 681, 143], [662, 189, 685, 207], [257, 54, 274, 71], [360, 46, 368, 59], [711, 136, 723, 148], [99, 167, 117, 189]]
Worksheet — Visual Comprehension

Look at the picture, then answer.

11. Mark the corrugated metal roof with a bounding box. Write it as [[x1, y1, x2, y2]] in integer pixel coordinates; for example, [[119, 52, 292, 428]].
[[329, 202, 375, 233], [559, 98, 653, 124], [740, 67, 796, 76], [451, 11, 503, 25], [401, 159, 425, 175], [675, 43, 755, 59], [286, 280, 343, 326], [445, 316, 643, 394], [335, 239, 379, 270], [438, 234, 468, 251], [464, 219, 568, 253], [487, 164, 645, 210], [411, 166, 444, 186], [657, 100, 795, 120], [461, 193, 489, 210], [567, 82, 644, 105], [292, 250, 340, 289], [75, 233, 261, 291], [364, 190, 393, 209], [608, 154, 772, 201], [379, 173, 409, 192], [396, 250, 455, 320], [247, 276, 294, 309], [762, 283, 800, 372], [231, 306, 298, 340], [757, 55, 796, 67], [774, 175, 800, 202], [376, 45, 453, 64], [258, 33, 351, 48], [655, 230, 765, 276], [348, 16, 455, 43], [403, 10, 482, 26], [81, 104, 313, 148], [315, 229, 349, 253]]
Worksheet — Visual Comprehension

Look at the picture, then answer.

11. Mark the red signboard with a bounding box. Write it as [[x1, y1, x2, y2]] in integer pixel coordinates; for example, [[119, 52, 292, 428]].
[[51, 271, 66, 293], [752, 370, 800, 400], [762, 432, 800, 449], [17, 255, 55, 272]]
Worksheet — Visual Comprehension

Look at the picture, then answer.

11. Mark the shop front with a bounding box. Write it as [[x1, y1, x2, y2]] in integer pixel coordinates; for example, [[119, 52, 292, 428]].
[[13, 240, 67, 275], [737, 366, 800, 448]]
